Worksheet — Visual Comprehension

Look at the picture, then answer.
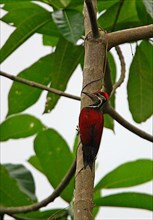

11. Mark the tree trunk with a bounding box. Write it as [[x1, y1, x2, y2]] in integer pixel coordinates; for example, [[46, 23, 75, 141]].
[[74, 1, 107, 219]]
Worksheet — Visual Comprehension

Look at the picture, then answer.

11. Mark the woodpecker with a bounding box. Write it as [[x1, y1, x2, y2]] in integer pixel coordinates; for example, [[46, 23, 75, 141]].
[[79, 91, 108, 170]]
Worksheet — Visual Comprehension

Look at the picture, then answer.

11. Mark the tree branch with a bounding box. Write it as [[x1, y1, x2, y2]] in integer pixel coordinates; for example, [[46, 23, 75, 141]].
[[85, 0, 99, 38], [108, 24, 153, 49], [0, 71, 80, 101], [0, 160, 76, 214], [110, 45, 126, 97], [106, 104, 153, 142], [1, 72, 152, 143]]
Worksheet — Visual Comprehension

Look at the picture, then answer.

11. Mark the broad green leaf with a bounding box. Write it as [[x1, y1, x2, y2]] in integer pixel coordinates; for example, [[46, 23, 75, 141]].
[[8, 54, 53, 116], [97, 0, 119, 12], [1, 0, 39, 2], [52, 9, 84, 44], [93, 190, 101, 218], [0, 9, 51, 63], [95, 159, 153, 190], [28, 155, 44, 173], [16, 209, 68, 220], [127, 40, 153, 123], [4, 164, 37, 201], [104, 52, 116, 130], [0, 114, 44, 141], [34, 128, 74, 202], [136, 0, 153, 25], [98, 0, 141, 31], [0, 164, 34, 207], [2, 3, 61, 38], [2, 2, 49, 27], [49, 0, 71, 9], [43, 35, 59, 47], [44, 37, 84, 113], [94, 192, 153, 211]]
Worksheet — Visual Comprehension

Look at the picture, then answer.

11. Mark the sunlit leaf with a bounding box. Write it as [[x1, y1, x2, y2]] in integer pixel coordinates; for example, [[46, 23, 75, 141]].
[[94, 192, 153, 211], [95, 159, 153, 190], [0, 114, 44, 141], [0, 9, 51, 63], [8, 54, 53, 116]]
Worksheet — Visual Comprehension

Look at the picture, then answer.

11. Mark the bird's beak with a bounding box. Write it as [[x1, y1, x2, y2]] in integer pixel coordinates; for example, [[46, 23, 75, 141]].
[[82, 91, 98, 102]]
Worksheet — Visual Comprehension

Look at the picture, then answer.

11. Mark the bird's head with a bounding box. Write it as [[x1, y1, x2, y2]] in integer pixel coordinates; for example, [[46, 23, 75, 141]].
[[82, 91, 109, 108]]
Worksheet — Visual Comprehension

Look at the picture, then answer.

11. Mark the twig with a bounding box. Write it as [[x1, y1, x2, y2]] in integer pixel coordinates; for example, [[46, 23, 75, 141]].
[[85, 0, 99, 38], [110, 45, 126, 97], [106, 104, 153, 142], [0, 71, 80, 101], [0, 160, 76, 214], [108, 24, 153, 49]]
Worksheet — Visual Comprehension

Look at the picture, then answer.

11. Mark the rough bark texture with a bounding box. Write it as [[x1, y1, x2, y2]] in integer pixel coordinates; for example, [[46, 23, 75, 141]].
[[74, 1, 107, 219]]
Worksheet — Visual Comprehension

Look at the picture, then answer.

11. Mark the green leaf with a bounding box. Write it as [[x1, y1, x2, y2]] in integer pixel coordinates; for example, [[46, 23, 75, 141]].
[[8, 54, 53, 116], [52, 9, 84, 44], [95, 159, 153, 190], [104, 52, 116, 130], [0, 114, 44, 141], [136, 0, 153, 25], [1, 0, 37, 2], [44, 37, 84, 113], [0, 164, 34, 207], [97, 0, 119, 12], [2, 3, 61, 38], [16, 209, 68, 220], [34, 128, 74, 202], [2, 2, 49, 27], [94, 192, 153, 211], [28, 155, 44, 173], [49, 0, 71, 9], [98, 0, 141, 31], [4, 164, 37, 201], [127, 40, 153, 123], [0, 9, 51, 63], [93, 190, 101, 218], [43, 35, 59, 47]]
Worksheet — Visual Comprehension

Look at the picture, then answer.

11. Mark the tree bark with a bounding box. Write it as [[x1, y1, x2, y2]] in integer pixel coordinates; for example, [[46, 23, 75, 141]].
[[74, 1, 107, 219]]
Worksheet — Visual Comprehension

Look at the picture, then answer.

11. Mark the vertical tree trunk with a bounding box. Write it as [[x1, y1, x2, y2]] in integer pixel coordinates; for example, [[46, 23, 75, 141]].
[[74, 1, 107, 219]]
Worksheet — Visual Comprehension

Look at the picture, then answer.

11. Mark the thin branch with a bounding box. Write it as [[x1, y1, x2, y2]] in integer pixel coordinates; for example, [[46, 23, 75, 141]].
[[85, 0, 99, 38], [110, 45, 126, 98], [106, 104, 153, 142], [108, 24, 153, 49], [0, 71, 80, 101], [0, 160, 76, 214]]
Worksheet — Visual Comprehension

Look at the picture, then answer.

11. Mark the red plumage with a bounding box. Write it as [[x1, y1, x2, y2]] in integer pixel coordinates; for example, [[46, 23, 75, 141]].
[[79, 107, 104, 169], [79, 91, 108, 169]]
